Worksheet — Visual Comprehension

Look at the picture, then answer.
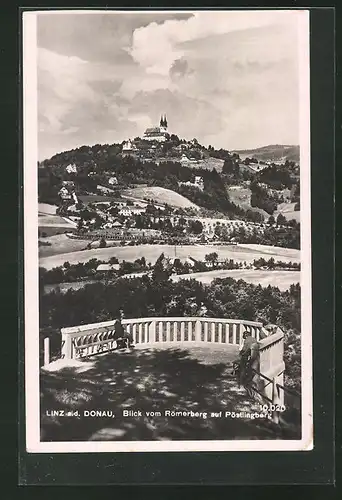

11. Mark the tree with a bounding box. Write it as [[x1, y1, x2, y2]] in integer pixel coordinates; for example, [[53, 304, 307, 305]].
[[99, 237, 107, 248], [268, 215, 275, 225], [205, 252, 219, 267], [188, 219, 203, 235], [276, 213, 287, 226]]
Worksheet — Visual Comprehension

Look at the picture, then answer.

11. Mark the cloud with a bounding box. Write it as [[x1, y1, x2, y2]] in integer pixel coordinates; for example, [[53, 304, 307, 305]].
[[130, 11, 297, 75], [169, 58, 193, 79], [36, 11, 301, 159]]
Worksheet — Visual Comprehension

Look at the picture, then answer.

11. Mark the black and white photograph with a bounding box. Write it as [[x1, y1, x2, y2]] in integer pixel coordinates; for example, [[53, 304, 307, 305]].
[[23, 9, 312, 452]]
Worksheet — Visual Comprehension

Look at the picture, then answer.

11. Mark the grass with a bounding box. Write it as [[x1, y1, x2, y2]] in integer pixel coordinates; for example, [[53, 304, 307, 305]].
[[38, 234, 88, 257], [122, 186, 200, 210], [227, 186, 269, 219], [275, 203, 300, 223], [38, 214, 75, 226], [171, 270, 300, 290], [39, 243, 300, 270], [38, 203, 58, 215], [40, 344, 300, 442], [233, 145, 299, 163]]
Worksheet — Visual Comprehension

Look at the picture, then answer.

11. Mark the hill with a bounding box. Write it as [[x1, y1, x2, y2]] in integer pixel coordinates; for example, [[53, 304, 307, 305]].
[[196, 157, 225, 172], [122, 186, 201, 210], [274, 202, 300, 223], [233, 145, 299, 163], [227, 186, 269, 219]]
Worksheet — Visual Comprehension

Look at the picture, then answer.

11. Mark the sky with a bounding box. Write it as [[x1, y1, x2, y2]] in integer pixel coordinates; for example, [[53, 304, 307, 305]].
[[36, 10, 302, 161]]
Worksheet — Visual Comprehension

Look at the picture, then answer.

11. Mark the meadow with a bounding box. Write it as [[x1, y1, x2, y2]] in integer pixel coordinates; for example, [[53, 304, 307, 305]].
[[39, 242, 300, 270]]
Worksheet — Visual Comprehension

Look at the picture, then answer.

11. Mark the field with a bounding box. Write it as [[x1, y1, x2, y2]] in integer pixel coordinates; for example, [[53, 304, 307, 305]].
[[78, 195, 116, 204], [122, 186, 200, 210], [39, 243, 300, 270], [39, 215, 76, 227], [39, 234, 89, 257], [227, 186, 269, 218], [196, 157, 225, 172], [171, 269, 300, 290], [275, 203, 300, 223], [38, 203, 58, 215]]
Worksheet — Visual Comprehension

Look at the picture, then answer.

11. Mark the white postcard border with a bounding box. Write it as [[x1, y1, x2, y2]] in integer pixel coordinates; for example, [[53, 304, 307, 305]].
[[23, 9, 312, 453]]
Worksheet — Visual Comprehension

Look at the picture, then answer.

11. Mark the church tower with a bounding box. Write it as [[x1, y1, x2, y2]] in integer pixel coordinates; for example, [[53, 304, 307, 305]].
[[160, 114, 168, 132]]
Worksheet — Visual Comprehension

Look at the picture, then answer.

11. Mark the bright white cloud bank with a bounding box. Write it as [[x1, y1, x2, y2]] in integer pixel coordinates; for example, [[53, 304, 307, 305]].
[[36, 10, 301, 160]]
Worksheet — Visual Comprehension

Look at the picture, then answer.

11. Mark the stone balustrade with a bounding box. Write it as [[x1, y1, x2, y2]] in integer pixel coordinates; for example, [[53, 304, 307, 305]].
[[60, 316, 265, 361]]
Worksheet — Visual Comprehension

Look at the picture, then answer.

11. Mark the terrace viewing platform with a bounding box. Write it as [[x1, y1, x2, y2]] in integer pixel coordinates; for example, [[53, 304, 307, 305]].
[[41, 317, 301, 442]]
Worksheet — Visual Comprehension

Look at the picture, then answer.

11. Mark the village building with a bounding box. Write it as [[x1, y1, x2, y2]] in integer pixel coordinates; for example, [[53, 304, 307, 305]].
[[96, 263, 121, 273], [179, 175, 204, 191], [58, 186, 71, 200], [118, 206, 146, 217], [65, 163, 77, 174], [108, 176, 118, 186], [122, 139, 138, 157]]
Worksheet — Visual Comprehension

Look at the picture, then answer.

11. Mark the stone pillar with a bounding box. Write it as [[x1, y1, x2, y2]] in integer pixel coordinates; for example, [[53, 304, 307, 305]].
[[44, 337, 50, 366], [61, 330, 72, 359]]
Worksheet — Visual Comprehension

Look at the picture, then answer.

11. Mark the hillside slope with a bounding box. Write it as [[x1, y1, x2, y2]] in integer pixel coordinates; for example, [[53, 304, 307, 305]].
[[227, 186, 269, 219], [122, 186, 200, 210], [233, 145, 299, 163], [274, 202, 300, 223]]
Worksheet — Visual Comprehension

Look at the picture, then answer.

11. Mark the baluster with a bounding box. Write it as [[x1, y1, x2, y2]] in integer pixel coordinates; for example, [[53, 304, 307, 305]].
[[173, 321, 178, 342], [188, 321, 192, 342], [218, 323, 223, 343], [225, 323, 230, 343], [133, 324, 137, 343], [181, 321, 185, 342], [158, 321, 163, 342], [211, 322, 215, 342], [138, 324, 143, 344], [232, 323, 237, 344], [204, 322, 208, 342], [166, 322, 171, 342]]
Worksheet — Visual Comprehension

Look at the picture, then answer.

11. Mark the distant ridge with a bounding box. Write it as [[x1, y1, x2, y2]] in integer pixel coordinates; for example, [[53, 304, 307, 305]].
[[232, 144, 299, 163]]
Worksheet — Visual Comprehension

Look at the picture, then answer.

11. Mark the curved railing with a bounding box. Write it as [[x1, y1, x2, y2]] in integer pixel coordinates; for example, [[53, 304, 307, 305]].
[[42, 316, 292, 424], [60, 317, 266, 361]]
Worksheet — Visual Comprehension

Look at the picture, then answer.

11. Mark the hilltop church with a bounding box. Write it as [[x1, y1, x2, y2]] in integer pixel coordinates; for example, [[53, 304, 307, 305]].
[[143, 115, 169, 142]]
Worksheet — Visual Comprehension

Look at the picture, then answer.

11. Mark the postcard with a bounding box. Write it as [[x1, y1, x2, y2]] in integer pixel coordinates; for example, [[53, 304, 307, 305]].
[[23, 8, 312, 453]]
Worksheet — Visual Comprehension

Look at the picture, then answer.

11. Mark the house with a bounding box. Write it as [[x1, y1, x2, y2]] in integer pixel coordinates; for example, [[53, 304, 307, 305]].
[[65, 163, 77, 174], [122, 139, 138, 157], [118, 207, 145, 217], [96, 263, 120, 272], [179, 175, 204, 191], [108, 176, 118, 186], [58, 186, 72, 200]]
